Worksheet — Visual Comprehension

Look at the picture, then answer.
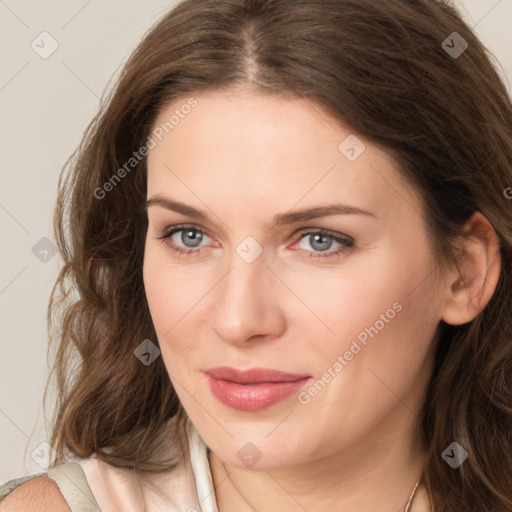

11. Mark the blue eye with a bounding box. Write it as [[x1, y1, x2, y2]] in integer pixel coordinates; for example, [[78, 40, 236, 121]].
[[157, 225, 211, 256], [296, 230, 354, 258], [156, 225, 354, 259]]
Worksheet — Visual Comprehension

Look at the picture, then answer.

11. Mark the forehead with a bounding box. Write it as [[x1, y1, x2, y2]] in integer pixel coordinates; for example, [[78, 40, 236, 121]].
[[146, 90, 422, 223]]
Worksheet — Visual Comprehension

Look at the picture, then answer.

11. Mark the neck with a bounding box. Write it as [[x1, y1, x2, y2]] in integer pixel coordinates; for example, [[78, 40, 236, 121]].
[[209, 406, 430, 512]]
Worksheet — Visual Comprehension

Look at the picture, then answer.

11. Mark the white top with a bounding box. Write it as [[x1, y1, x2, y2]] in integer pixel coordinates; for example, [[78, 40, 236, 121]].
[[50, 419, 219, 512]]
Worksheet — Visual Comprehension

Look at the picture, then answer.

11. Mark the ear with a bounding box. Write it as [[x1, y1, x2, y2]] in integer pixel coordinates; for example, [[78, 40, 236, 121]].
[[441, 212, 502, 326]]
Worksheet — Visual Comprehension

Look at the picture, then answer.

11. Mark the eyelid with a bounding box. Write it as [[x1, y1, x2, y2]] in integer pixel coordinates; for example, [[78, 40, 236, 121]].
[[156, 222, 352, 237], [294, 227, 354, 243]]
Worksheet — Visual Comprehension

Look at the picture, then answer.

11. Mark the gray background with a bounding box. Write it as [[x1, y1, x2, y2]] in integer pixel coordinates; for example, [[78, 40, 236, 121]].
[[1, 0, 511, 481]]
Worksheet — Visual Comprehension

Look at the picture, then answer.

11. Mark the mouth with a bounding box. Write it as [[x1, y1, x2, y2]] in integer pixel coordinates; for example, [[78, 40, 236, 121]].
[[205, 366, 313, 411]]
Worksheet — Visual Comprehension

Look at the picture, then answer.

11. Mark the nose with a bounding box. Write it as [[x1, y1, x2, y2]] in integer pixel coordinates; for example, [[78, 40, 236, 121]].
[[211, 250, 286, 347]]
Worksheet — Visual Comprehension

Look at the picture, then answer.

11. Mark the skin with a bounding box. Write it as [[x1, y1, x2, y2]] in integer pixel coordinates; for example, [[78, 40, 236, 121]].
[[143, 89, 501, 512]]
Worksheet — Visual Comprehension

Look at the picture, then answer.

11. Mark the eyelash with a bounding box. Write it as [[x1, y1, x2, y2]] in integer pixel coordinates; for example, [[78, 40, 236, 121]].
[[156, 224, 354, 259]]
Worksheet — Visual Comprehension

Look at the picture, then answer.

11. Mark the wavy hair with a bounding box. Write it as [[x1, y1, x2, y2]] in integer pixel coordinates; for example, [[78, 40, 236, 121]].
[[45, 0, 512, 510]]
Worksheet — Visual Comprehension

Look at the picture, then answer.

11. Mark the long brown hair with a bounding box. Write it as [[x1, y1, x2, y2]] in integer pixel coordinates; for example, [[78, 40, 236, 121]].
[[46, 0, 512, 510]]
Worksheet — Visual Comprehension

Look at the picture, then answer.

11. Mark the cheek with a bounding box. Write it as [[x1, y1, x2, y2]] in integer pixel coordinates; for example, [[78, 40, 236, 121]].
[[278, 254, 417, 361], [142, 244, 214, 361], [321, 263, 436, 391], [288, 236, 438, 391], [287, 270, 437, 454], [143, 245, 183, 342]]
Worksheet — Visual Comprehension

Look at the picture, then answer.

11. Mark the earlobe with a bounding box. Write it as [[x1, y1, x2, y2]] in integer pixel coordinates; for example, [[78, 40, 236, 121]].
[[441, 212, 502, 326]]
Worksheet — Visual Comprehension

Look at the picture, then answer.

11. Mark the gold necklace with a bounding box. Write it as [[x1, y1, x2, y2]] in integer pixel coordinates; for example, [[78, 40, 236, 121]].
[[405, 479, 420, 512], [221, 460, 423, 512]]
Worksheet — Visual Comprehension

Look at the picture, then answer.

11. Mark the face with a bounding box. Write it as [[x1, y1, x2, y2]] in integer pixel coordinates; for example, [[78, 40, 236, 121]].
[[143, 89, 444, 470]]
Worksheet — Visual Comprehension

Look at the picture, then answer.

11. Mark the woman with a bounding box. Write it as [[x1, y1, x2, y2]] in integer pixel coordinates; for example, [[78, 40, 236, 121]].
[[2, 0, 511, 510]]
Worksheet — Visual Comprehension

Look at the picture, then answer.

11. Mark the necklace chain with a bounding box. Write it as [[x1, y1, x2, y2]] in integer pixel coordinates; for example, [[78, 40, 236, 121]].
[[221, 460, 422, 512], [404, 479, 421, 512]]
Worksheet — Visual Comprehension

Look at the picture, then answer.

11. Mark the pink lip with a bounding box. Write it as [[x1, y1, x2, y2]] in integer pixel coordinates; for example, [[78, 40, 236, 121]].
[[205, 366, 312, 411]]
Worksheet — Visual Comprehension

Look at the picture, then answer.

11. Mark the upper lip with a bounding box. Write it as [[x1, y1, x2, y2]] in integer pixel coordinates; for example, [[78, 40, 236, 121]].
[[205, 366, 311, 384]]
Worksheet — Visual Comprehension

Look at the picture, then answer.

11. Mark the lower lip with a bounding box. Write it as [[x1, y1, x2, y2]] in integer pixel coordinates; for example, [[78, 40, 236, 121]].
[[207, 375, 312, 411]]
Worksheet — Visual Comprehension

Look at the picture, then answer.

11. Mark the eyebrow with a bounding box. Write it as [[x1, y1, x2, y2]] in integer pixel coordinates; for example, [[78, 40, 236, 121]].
[[145, 197, 377, 229]]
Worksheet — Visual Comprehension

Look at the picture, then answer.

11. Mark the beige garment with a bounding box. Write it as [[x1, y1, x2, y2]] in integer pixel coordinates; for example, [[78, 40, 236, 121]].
[[0, 420, 218, 512]]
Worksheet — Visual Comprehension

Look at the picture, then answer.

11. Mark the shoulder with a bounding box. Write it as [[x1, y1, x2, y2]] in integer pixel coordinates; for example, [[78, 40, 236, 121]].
[[1, 474, 71, 511]]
